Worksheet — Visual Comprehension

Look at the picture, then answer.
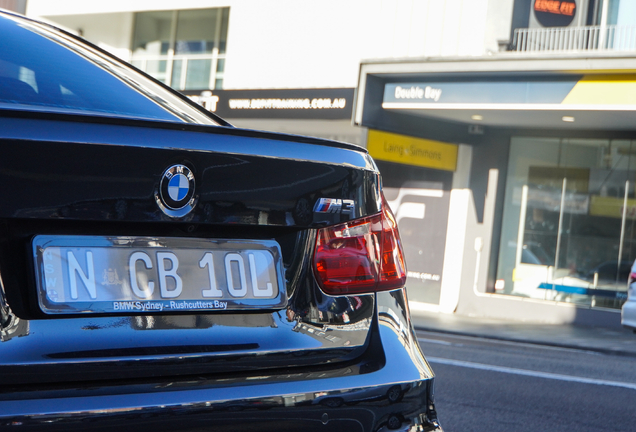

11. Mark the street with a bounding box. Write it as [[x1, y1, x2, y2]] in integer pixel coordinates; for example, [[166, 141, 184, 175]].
[[417, 330, 636, 432]]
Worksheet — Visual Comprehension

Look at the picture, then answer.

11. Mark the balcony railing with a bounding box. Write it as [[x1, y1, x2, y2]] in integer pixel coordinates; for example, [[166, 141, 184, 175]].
[[513, 25, 636, 53], [130, 53, 225, 91]]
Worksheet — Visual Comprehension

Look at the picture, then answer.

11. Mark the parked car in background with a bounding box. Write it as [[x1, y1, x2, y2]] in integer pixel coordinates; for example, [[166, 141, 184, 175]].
[[0, 10, 441, 431], [621, 259, 636, 331]]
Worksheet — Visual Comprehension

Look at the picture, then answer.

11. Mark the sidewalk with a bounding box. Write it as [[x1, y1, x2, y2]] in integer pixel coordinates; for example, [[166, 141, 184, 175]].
[[410, 309, 636, 357]]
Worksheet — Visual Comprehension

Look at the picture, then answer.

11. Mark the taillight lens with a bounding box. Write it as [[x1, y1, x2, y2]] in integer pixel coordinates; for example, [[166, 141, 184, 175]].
[[313, 196, 406, 295]]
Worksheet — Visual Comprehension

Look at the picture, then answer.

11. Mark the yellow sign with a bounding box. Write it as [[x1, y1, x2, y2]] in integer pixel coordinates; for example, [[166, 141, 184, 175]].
[[562, 75, 636, 105], [366, 129, 458, 171], [590, 195, 636, 219]]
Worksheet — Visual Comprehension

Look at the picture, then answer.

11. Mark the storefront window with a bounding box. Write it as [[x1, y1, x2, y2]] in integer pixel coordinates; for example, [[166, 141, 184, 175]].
[[131, 8, 229, 91], [497, 137, 636, 309]]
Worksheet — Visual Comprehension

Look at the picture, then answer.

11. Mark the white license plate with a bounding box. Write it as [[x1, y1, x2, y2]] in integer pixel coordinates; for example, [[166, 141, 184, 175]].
[[32, 235, 287, 315]]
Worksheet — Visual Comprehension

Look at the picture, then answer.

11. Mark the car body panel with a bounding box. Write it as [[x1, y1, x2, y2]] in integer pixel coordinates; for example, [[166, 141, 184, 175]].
[[0, 112, 383, 384], [0, 290, 440, 432], [0, 115, 379, 225], [0, 10, 441, 431], [621, 295, 636, 329], [621, 268, 636, 330]]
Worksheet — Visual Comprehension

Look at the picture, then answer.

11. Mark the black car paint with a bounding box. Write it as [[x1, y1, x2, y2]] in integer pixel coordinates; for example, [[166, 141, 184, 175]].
[[1, 290, 439, 432], [0, 113, 379, 380], [0, 116, 380, 226], [0, 11, 441, 432]]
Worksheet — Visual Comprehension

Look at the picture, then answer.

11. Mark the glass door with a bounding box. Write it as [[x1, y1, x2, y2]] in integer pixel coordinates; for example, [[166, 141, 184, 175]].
[[498, 137, 636, 309]]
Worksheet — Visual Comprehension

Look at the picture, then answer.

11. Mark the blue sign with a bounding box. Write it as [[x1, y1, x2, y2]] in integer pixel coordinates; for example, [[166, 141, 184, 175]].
[[383, 79, 580, 106]]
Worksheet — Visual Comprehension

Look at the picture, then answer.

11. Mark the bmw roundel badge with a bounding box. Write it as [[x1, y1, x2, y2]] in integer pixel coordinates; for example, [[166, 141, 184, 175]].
[[156, 164, 196, 217]]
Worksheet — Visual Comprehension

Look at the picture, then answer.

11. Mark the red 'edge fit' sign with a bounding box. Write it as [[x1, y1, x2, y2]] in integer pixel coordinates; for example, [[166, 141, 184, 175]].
[[534, 0, 577, 26]]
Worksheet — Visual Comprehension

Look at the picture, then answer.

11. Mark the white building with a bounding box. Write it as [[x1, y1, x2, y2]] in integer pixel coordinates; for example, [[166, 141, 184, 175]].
[[26, 0, 636, 328]]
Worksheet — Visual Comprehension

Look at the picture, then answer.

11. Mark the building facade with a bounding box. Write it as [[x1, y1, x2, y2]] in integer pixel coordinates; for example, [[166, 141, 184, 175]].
[[25, 0, 636, 327], [0, 0, 26, 13]]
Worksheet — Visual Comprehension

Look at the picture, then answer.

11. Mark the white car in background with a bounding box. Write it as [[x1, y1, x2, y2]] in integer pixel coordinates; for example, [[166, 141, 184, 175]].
[[621, 261, 636, 332]]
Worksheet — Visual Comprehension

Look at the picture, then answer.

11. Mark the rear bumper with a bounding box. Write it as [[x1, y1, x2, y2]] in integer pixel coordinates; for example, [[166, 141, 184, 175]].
[[0, 291, 442, 432], [621, 296, 636, 329]]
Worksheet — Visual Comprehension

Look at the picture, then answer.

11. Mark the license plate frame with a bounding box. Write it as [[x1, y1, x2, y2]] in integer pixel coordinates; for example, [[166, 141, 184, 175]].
[[32, 235, 287, 315]]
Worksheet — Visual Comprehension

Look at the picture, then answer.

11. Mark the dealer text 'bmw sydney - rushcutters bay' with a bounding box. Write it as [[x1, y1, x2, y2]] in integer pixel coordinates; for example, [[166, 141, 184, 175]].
[[0, 9, 442, 432]]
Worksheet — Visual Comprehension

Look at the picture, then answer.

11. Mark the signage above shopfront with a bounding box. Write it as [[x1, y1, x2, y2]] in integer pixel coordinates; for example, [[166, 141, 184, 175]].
[[383, 75, 636, 110], [366, 129, 457, 171], [383, 80, 578, 107], [534, 0, 577, 27], [183, 88, 354, 120]]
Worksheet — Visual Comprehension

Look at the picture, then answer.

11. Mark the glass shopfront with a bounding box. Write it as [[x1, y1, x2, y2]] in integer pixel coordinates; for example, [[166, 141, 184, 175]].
[[497, 137, 636, 309], [130, 8, 229, 90]]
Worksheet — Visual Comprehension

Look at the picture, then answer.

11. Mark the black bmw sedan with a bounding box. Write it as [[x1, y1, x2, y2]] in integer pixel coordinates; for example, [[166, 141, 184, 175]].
[[0, 10, 441, 432]]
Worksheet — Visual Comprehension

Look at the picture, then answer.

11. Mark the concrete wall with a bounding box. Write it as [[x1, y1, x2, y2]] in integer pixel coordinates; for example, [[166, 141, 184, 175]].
[[483, 0, 516, 52], [26, 0, 505, 89]]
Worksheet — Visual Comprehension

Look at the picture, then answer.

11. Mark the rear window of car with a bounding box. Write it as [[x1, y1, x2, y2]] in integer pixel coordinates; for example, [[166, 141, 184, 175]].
[[0, 14, 218, 124]]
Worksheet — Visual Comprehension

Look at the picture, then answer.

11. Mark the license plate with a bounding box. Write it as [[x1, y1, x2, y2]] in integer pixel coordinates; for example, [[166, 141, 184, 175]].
[[32, 235, 287, 315]]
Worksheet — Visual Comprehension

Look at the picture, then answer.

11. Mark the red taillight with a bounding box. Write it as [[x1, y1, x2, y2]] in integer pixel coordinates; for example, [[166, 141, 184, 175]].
[[313, 196, 406, 295]]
